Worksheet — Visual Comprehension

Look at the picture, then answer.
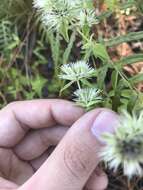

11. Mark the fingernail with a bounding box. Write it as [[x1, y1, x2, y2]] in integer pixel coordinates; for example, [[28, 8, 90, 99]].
[[91, 111, 119, 144]]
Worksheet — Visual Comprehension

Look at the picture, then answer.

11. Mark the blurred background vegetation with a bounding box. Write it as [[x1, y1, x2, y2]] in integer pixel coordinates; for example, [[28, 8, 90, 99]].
[[0, 1, 143, 188]]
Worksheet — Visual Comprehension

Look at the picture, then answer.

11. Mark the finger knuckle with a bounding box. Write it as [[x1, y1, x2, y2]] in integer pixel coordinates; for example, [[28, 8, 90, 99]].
[[7, 101, 18, 108], [63, 142, 91, 178], [4, 101, 19, 112]]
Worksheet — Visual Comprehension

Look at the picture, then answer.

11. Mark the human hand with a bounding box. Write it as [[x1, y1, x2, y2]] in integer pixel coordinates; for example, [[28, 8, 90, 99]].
[[0, 99, 118, 190]]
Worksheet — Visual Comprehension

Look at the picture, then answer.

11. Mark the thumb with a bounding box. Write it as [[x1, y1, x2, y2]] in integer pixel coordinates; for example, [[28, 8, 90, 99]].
[[20, 108, 118, 190]]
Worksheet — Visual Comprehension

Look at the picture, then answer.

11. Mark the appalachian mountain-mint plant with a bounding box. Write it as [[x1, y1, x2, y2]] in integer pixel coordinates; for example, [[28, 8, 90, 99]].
[[33, 0, 143, 179]]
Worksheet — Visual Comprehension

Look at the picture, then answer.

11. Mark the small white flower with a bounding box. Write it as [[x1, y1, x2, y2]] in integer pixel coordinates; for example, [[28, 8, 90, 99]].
[[33, 0, 97, 34], [101, 111, 143, 178], [33, 0, 78, 32], [59, 60, 95, 82], [74, 88, 102, 110], [78, 9, 99, 27]]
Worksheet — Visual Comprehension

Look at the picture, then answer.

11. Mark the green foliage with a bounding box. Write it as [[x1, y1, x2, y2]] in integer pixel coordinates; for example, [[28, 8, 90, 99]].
[[0, 20, 12, 50], [30, 75, 47, 97], [0, 20, 19, 52], [82, 37, 109, 61], [105, 31, 143, 47], [105, 0, 119, 10], [0, 0, 33, 23]]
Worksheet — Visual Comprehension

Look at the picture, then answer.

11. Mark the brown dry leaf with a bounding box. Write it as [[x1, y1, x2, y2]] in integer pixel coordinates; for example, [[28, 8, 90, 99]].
[[116, 14, 143, 91]]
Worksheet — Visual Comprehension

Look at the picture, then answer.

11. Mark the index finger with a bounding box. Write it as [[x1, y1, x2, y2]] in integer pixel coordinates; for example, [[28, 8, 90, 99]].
[[0, 99, 84, 147]]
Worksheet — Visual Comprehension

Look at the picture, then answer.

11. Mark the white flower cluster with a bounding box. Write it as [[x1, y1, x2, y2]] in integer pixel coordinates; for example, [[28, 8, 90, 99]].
[[59, 60, 102, 110], [101, 111, 143, 178], [33, 0, 97, 34], [74, 88, 102, 110], [59, 60, 95, 81], [78, 9, 99, 27]]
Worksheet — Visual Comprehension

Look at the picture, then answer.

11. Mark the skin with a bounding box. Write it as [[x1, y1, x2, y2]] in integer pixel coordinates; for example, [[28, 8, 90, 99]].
[[0, 99, 109, 190]]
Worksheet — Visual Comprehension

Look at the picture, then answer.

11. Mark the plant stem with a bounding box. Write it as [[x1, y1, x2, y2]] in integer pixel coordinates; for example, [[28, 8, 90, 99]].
[[77, 80, 81, 90], [77, 28, 89, 42], [110, 60, 138, 94]]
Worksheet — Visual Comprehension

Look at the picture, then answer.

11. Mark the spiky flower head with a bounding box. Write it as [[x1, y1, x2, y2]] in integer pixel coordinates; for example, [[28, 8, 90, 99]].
[[101, 110, 143, 178], [33, 0, 97, 38], [59, 60, 95, 82], [74, 88, 102, 110], [77, 9, 99, 27], [33, 0, 78, 37]]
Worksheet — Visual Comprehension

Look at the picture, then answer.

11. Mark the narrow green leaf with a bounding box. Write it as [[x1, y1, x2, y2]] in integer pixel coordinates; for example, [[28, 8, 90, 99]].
[[63, 30, 76, 64], [60, 81, 74, 94], [97, 66, 108, 89], [105, 0, 118, 10], [60, 21, 69, 42], [111, 70, 118, 90], [129, 73, 143, 84], [105, 31, 143, 47], [81, 79, 94, 87], [93, 43, 110, 61], [97, 11, 112, 21], [121, 89, 133, 98], [120, 0, 135, 10], [115, 54, 143, 67], [127, 92, 139, 112]]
